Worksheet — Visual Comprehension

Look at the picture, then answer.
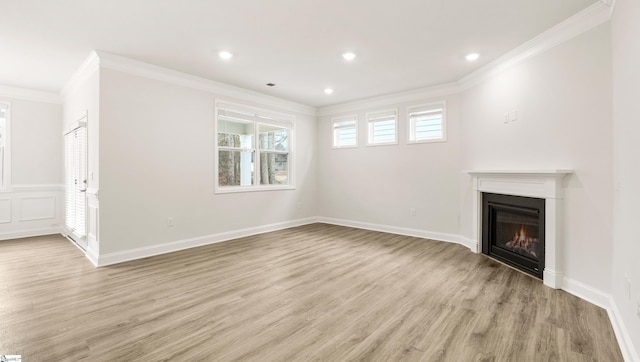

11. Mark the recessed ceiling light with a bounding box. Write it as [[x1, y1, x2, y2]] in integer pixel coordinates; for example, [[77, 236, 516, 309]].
[[324, 88, 334, 95], [266, 83, 276, 87], [219, 51, 233, 60], [342, 52, 356, 61], [466, 53, 479, 61]]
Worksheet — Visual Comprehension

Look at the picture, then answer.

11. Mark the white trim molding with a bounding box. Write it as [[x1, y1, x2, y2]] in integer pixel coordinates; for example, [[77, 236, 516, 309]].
[[0, 227, 62, 240], [466, 170, 573, 289], [608, 297, 640, 362], [12, 184, 65, 192], [0, 84, 62, 104], [94, 51, 316, 117], [318, 82, 459, 117], [60, 51, 100, 100], [458, 2, 611, 91], [316, 217, 466, 250], [0, 185, 64, 241], [91, 217, 318, 267]]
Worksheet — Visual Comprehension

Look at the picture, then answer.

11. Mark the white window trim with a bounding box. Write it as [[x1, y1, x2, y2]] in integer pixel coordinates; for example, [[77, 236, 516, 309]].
[[0, 102, 11, 192], [331, 114, 358, 149], [214, 101, 295, 194], [366, 108, 398, 146], [407, 101, 447, 144]]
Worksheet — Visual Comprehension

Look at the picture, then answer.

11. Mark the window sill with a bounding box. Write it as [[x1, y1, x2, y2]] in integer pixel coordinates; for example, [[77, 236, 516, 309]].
[[408, 138, 447, 144], [214, 184, 296, 194]]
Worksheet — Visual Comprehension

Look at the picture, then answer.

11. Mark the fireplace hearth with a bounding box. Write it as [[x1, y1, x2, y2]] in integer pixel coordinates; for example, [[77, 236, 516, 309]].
[[482, 192, 545, 279]]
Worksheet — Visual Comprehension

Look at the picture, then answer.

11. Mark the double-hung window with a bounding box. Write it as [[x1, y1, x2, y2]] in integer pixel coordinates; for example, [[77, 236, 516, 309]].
[[408, 102, 446, 143], [216, 103, 294, 192], [367, 109, 397, 146], [332, 114, 358, 148], [0, 103, 10, 190]]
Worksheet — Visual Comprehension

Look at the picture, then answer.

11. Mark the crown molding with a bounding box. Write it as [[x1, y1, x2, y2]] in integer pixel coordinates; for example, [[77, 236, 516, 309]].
[[60, 50, 100, 100], [319, 1, 612, 117], [93, 50, 316, 116], [605, 0, 616, 17], [0, 84, 61, 104], [458, 1, 611, 90], [316, 82, 459, 117]]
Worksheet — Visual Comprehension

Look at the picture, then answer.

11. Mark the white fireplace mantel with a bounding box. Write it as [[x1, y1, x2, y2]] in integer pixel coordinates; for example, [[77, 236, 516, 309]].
[[466, 169, 573, 289]]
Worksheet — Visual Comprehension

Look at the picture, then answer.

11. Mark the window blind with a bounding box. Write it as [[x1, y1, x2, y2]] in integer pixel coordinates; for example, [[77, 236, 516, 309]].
[[65, 126, 87, 238], [408, 103, 445, 142], [332, 115, 358, 148], [367, 110, 397, 145]]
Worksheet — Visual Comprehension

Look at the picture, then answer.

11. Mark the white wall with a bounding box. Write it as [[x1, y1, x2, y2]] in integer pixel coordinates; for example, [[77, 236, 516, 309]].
[[459, 24, 613, 292], [0, 94, 63, 239], [611, 0, 640, 359], [317, 95, 462, 242], [11, 98, 63, 185], [97, 68, 317, 255]]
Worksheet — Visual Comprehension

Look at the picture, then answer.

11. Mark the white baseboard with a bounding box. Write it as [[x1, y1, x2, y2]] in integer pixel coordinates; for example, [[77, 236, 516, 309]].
[[458, 236, 479, 253], [543, 269, 564, 289], [562, 275, 611, 310], [560, 276, 638, 362], [85, 245, 99, 267], [608, 297, 640, 362], [93, 217, 318, 267], [316, 217, 466, 250], [0, 227, 62, 241]]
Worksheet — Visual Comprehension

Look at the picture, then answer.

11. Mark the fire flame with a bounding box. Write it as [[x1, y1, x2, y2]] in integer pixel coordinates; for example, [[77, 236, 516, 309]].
[[506, 225, 538, 259], [514, 225, 526, 242]]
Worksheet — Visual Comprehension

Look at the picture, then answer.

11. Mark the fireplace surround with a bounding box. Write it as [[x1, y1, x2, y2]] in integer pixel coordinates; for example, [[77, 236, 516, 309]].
[[467, 170, 572, 288]]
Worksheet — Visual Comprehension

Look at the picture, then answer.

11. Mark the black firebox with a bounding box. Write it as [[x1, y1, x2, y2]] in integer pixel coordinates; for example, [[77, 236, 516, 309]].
[[482, 192, 545, 279]]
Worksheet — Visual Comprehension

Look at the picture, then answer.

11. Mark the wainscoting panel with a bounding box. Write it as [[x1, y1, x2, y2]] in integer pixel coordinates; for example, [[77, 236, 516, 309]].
[[0, 185, 63, 240], [0, 198, 11, 224], [20, 196, 57, 221]]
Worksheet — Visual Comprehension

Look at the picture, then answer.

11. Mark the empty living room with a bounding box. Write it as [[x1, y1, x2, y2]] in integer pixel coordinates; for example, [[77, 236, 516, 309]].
[[1, 0, 639, 361]]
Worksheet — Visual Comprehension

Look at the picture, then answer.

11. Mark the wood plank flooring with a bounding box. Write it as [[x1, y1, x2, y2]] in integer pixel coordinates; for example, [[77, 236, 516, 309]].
[[0, 223, 623, 361]]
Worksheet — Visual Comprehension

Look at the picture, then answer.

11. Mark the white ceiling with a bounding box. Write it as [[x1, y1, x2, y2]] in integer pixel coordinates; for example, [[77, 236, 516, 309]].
[[1, 0, 598, 107]]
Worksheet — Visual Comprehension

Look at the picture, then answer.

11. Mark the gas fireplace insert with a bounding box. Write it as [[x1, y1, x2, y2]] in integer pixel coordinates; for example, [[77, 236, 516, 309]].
[[482, 192, 545, 279]]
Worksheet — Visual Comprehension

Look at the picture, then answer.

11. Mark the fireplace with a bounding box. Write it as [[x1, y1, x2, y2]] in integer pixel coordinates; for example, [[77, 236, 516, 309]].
[[482, 192, 545, 279], [467, 170, 571, 288]]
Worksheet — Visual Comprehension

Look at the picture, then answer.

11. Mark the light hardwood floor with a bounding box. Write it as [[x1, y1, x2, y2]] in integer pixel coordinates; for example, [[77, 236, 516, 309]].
[[0, 224, 623, 361]]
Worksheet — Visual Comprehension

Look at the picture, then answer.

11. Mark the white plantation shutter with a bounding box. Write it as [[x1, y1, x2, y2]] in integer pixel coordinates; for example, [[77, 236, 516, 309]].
[[408, 103, 446, 142], [65, 125, 87, 238], [367, 110, 397, 145], [332, 115, 358, 148]]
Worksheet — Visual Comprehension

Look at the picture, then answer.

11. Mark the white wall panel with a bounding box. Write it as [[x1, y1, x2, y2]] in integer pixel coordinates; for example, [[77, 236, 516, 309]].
[[0, 199, 11, 224], [20, 196, 56, 221], [0, 187, 63, 240]]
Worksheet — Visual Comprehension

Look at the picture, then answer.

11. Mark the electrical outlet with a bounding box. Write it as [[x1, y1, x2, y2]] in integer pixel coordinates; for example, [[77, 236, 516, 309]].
[[626, 274, 632, 300], [410, 208, 416, 217], [637, 300, 640, 319], [167, 217, 175, 227]]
